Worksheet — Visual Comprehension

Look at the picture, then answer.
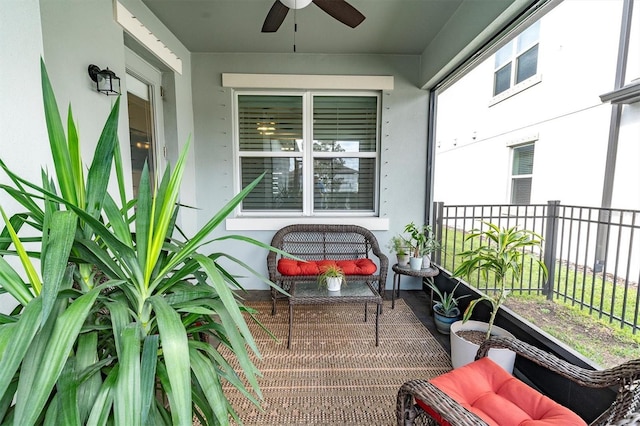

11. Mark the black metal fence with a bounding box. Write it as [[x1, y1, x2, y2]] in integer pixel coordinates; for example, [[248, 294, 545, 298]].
[[432, 201, 640, 334]]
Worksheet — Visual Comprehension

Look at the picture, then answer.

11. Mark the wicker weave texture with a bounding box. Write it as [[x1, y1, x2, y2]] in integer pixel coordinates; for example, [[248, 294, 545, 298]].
[[396, 336, 640, 426], [267, 224, 389, 314]]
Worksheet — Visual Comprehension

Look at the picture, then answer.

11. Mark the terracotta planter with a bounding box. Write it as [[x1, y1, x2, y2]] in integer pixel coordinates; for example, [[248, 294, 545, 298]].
[[450, 320, 516, 373]]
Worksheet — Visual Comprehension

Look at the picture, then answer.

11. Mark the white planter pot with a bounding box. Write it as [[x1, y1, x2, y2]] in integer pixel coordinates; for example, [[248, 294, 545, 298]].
[[409, 256, 423, 270], [326, 277, 342, 292], [422, 254, 431, 268], [450, 320, 516, 373]]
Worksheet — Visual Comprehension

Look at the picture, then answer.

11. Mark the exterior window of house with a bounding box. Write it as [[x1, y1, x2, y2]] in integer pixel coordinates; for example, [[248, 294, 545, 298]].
[[237, 92, 379, 215], [494, 21, 540, 96], [510, 143, 534, 204]]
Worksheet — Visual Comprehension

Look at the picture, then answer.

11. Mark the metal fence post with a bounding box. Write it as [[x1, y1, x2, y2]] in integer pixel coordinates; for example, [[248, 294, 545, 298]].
[[433, 201, 444, 265], [543, 200, 560, 299]]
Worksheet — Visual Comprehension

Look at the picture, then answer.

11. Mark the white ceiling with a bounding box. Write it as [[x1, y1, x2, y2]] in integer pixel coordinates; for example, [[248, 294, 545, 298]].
[[141, 0, 524, 56]]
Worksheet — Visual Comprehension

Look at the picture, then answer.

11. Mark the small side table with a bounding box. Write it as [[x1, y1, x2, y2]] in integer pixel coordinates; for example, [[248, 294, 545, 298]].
[[392, 263, 440, 309]]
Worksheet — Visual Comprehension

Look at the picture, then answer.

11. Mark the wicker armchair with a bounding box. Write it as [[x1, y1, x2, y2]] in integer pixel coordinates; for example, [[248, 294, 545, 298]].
[[397, 336, 640, 426]]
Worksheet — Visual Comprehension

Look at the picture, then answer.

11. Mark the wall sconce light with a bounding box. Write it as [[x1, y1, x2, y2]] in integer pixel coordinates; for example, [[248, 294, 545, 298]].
[[88, 64, 121, 96]]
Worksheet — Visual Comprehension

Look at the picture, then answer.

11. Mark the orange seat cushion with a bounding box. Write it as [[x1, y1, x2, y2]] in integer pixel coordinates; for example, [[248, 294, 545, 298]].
[[277, 258, 377, 276], [417, 357, 587, 426]]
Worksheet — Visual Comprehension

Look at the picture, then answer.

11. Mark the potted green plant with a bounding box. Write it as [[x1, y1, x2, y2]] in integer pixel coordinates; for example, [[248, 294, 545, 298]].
[[388, 234, 411, 267], [450, 221, 548, 372], [424, 278, 469, 334], [420, 225, 440, 268], [0, 60, 279, 425], [318, 264, 345, 291], [404, 222, 427, 270]]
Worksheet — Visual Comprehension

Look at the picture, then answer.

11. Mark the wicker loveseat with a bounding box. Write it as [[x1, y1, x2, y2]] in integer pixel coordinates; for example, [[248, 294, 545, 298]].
[[397, 336, 640, 426], [267, 224, 388, 314]]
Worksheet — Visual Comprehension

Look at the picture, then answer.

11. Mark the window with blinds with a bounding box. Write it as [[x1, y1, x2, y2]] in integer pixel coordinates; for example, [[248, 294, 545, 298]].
[[236, 92, 380, 215], [511, 143, 534, 205]]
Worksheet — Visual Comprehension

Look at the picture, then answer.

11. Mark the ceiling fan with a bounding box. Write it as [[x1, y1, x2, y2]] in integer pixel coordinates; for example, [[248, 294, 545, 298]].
[[262, 0, 365, 33]]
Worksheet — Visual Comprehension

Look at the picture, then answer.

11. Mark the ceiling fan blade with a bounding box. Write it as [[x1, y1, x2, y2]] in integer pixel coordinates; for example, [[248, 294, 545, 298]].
[[262, 1, 290, 32], [312, 0, 365, 28]]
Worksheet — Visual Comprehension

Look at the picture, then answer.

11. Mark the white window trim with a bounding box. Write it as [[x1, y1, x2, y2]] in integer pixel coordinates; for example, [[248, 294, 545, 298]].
[[226, 217, 390, 231], [490, 73, 542, 107], [222, 73, 394, 90], [232, 90, 382, 219]]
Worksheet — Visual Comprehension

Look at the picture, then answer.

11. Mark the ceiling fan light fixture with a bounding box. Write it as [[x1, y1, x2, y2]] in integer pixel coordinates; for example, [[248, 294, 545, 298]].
[[280, 0, 312, 10]]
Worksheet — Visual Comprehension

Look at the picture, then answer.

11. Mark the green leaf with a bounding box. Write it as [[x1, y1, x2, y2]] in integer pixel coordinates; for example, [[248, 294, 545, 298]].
[[41, 212, 77, 325], [140, 335, 159, 425], [40, 58, 76, 206], [189, 348, 229, 425], [13, 287, 100, 426], [83, 97, 119, 238], [76, 332, 102, 423], [85, 366, 119, 426], [115, 324, 141, 426], [149, 297, 191, 426], [0, 205, 41, 296], [67, 106, 85, 210], [56, 358, 81, 426], [0, 255, 33, 306], [0, 297, 42, 403]]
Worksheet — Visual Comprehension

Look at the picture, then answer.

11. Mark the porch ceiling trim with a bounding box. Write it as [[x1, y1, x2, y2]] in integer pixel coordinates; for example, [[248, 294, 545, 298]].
[[221, 73, 394, 90]]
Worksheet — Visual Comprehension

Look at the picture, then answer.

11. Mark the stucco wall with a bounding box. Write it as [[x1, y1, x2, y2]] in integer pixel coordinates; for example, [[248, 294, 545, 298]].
[[190, 53, 429, 290], [0, 0, 195, 312]]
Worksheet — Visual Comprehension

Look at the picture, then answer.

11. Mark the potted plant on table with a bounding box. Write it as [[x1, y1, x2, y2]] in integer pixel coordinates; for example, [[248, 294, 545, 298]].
[[450, 221, 548, 372], [424, 278, 468, 334], [404, 222, 427, 270], [0, 60, 276, 425], [420, 225, 440, 268], [318, 264, 345, 292], [388, 234, 411, 267]]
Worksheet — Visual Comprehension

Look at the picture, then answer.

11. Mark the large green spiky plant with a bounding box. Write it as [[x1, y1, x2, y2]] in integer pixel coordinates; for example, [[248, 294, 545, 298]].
[[0, 59, 276, 425], [454, 221, 548, 341]]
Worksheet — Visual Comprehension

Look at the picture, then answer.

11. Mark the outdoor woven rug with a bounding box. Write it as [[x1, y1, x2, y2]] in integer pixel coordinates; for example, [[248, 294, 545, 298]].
[[218, 299, 452, 425]]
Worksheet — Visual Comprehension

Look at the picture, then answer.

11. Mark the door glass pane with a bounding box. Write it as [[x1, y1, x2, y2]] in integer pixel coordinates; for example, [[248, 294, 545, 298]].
[[494, 64, 512, 95], [313, 158, 375, 211], [238, 95, 303, 152], [128, 92, 155, 197], [516, 45, 539, 83], [313, 96, 377, 152], [241, 157, 303, 211]]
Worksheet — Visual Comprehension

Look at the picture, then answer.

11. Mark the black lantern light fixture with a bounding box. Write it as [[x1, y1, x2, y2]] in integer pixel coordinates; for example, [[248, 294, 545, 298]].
[[88, 64, 120, 96]]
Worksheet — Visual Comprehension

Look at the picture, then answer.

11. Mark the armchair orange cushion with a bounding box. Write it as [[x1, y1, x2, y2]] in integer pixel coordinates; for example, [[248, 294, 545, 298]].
[[417, 357, 587, 426], [277, 258, 377, 276]]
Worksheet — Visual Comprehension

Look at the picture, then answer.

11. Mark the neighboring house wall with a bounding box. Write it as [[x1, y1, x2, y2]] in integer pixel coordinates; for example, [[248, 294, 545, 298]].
[[190, 53, 429, 290], [433, 0, 639, 210]]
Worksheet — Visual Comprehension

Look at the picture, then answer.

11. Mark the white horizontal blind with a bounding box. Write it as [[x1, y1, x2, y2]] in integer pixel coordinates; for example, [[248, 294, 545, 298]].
[[238, 95, 303, 211], [236, 92, 379, 215], [511, 143, 534, 204], [312, 96, 377, 212]]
